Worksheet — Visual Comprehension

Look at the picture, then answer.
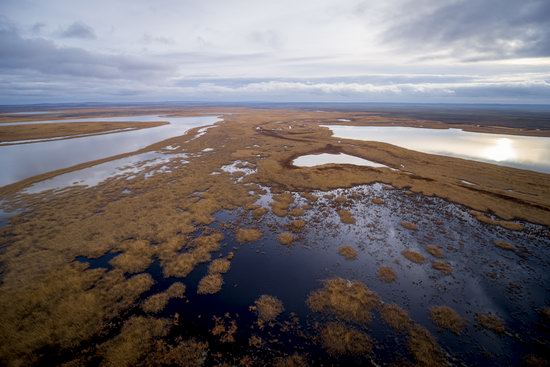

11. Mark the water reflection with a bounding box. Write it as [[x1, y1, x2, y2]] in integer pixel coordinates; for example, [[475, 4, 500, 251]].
[[323, 125, 550, 173], [293, 152, 389, 168]]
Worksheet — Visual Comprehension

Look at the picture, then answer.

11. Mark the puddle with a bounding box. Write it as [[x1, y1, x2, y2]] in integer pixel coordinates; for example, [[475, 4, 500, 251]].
[[292, 152, 389, 168], [0, 115, 221, 186], [323, 125, 550, 173], [73, 183, 550, 365]]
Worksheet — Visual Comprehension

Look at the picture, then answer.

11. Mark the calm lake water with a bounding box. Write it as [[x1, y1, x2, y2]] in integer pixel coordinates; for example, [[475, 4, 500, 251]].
[[0, 115, 220, 186], [293, 152, 389, 168], [323, 125, 550, 173]]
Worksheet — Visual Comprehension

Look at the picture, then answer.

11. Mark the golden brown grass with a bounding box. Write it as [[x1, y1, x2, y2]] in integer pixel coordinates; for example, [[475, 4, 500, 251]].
[[400, 221, 418, 231], [236, 228, 263, 243], [208, 258, 231, 274], [142, 282, 186, 313], [338, 245, 358, 260], [380, 303, 411, 331], [307, 278, 380, 323], [211, 316, 237, 343], [252, 207, 268, 219], [431, 261, 453, 275], [197, 273, 224, 294], [371, 197, 385, 205], [289, 207, 305, 216], [253, 295, 285, 321], [377, 266, 397, 282], [429, 306, 465, 334], [337, 209, 356, 224], [470, 210, 525, 231], [401, 249, 425, 264], [408, 325, 446, 367], [320, 322, 372, 356], [290, 219, 305, 231], [278, 232, 295, 246], [425, 245, 444, 258], [110, 239, 153, 273], [475, 312, 506, 334], [273, 353, 309, 367], [494, 240, 515, 251]]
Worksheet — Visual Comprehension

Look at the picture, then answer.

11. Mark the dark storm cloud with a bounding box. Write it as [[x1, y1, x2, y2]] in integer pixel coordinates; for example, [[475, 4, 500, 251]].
[[59, 21, 95, 39], [0, 22, 174, 79], [384, 0, 550, 60]]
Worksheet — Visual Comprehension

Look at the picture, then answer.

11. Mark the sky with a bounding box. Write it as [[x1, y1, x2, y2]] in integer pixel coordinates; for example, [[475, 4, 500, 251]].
[[1, 0, 549, 105]]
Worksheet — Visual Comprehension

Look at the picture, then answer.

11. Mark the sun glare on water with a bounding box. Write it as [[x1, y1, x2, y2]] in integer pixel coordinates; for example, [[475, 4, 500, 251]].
[[482, 138, 516, 162]]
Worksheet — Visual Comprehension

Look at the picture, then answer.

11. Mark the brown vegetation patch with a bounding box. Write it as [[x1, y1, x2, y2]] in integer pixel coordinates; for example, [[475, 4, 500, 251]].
[[371, 197, 385, 205], [338, 245, 358, 260], [211, 315, 238, 343], [320, 322, 372, 356], [142, 282, 186, 314], [236, 228, 263, 243], [408, 325, 446, 366], [380, 303, 411, 331], [401, 249, 425, 264], [253, 294, 285, 321], [273, 353, 309, 367], [494, 240, 515, 251], [197, 273, 223, 294], [337, 210, 356, 224], [252, 207, 268, 219], [208, 258, 231, 274], [377, 266, 397, 282], [431, 261, 453, 275], [290, 219, 305, 231], [425, 245, 444, 258], [470, 210, 524, 231], [110, 239, 153, 273], [307, 278, 380, 323], [400, 221, 418, 231], [475, 312, 506, 334], [429, 306, 465, 334], [289, 207, 305, 216], [301, 192, 318, 202], [278, 232, 295, 246]]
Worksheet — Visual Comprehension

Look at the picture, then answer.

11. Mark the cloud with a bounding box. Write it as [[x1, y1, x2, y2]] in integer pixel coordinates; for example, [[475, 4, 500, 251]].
[[59, 21, 96, 39], [141, 33, 175, 45], [384, 0, 550, 61]]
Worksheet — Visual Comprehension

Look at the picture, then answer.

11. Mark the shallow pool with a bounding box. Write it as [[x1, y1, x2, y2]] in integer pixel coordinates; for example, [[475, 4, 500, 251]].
[[323, 125, 550, 173], [292, 152, 389, 168]]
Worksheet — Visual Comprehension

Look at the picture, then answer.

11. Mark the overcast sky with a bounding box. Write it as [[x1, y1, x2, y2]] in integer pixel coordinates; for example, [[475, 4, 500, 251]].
[[1, 0, 549, 104]]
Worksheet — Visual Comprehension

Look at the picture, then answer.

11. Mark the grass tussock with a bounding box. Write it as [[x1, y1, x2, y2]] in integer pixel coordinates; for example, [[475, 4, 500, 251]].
[[307, 278, 380, 323], [208, 258, 231, 274], [271, 193, 294, 217], [110, 239, 153, 273], [429, 306, 465, 334], [278, 232, 295, 246], [400, 221, 418, 231], [211, 315, 238, 343], [338, 245, 358, 260], [320, 322, 372, 356], [290, 219, 305, 231], [197, 273, 223, 294], [142, 282, 186, 313], [289, 207, 305, 216], [253, 294, 285, 321], [371, 197, 385, 205], [471, 210, 524, 231], [380, 303, 412, 331], [252, 207, 268, 219], [431, 261, 453, 275], [408, 325, 446, 367], [402, 249, 425, 264], [425, 245, 444, 258], [377, 266, 397, 282], [337, 210, 356, 224], [301, 192, 318, 202], [494, 240, 515, 251], [236, 228, 263, 243], [475, 312, 506, 334], [273, 353, 309, 367]]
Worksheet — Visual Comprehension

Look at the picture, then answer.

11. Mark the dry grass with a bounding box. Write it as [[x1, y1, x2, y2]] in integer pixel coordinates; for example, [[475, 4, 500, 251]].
[[236, 228, 263, 243], [289, 207, 305, 216], [273, 354, 309, 367], [400, 221, 418, 231], [431, 261, 453, 275], [254, 295, 285, 321], [371, 197, 385, 205], [320, 322, 372, 356], [208, 258, 231, 274], [408, 325, 446, 367], [211, 316, 238, 343], [377, 266, 397, 282], [475, 312, 506, 334], [142, 282, 186, 313], [252, 207, 268, 219], [494, 240, 515, 251], [307, 278, 380, 323], [380, 303, 411, 331], [301, 192, 318, 202], [278, 232, 295, 246], [338, 245, 358, 260], [429, 306, 465, 334], [471, 210, 525, 231], [110, 239, 153, 273], [197, 273, 223, 294], [425, 245, 444, 258], [290, 219, 305, 231], [401, 249, 425, 264], [337, 210, 356, 224]]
